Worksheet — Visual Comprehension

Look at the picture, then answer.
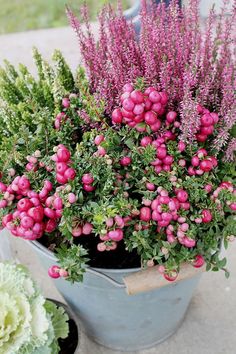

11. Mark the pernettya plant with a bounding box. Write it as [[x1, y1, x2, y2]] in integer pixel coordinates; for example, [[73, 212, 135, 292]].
[[0, 0, 235, 282], [0, 262, 69, 354]]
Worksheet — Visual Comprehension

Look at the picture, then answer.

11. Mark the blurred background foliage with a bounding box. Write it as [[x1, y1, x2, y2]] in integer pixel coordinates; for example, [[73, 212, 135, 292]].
[[0, 0, 129, 34]]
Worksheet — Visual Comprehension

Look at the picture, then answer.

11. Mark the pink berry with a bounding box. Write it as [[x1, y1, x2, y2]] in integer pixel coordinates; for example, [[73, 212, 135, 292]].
[[151, 102, 162, 114], [62, 97, 70, 108], [183, 237, 196, 248], [193, 255, 205, 268], [64, 168, 76, 181], [208, 156, 218, 167], [123, 83, 134, 93], [140, 136, 152, 147], [146, 182, 156, 191], [163, 155, 174, 165], [181, 202, 190, 210], [28, 206, 44, 222], [17, 198, 33, 212], [82, 173, 94, 185], [159, 92, 168, 105], [229, 203, 236, 211], [120, 156, 132, 166], [108, 229, 124, 241], [178, 159, 186, 167], [196, 134, 208, 142], [53, 197, 63, 210], [162, 212, 172, 223], [201, 113, 214, 127], [200, 125, 214, 135], [56, 162, 68, 175], [114, 215, 125, 228], [144, 111, 157, 125], [200, 160, 213, 172], [21, 216, 34, 229], [210, 112, 219, 124], [18, 177, 30, 191], [97, 146, 106, 156], [122, 98, 135, 112], [44, 208, 56, 219], [68, 193, 76, 204], [156, 147, 167, 159], [166, 111, 177, 123], [164, 271, 178, 282], [154, 166, 162, 174], [56, 173, 68, 185], [48, 265, 60, 279], [94, 135, 105, 145], [197, 148, 208, 158], [130, 90, 144, 104], [82, 222, 93, 235], [180, 223, 189, 232], [134, 113, 144, 123], [150, 120, 161, 131], [97, 242, 107, 252], [0, 182, 7, 192], [176, 190, 188, 202], [0, 200, 7, 208], [202, 209, 213, 223], [57, 148, 71, 162], [45, 219, 57, 233], [83, 184, 95, 192], [140, 207, 151, 222], [44, 180, 53, 192], [204, 184, 212, 193], [59, 269, 69, 277], [149, 90, 161, 103], [178, 141, 186, 152], [191, 156, 200, 167], [72, 226, 82, 237]]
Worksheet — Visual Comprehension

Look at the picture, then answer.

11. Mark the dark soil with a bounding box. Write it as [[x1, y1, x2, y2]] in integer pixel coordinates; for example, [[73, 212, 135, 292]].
[[39, 233, 141, 269], [58, 317, 78, 354]]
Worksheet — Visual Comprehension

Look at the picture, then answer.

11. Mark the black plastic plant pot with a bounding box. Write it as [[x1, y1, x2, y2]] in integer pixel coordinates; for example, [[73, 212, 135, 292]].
[[47, 299, 79, 354]]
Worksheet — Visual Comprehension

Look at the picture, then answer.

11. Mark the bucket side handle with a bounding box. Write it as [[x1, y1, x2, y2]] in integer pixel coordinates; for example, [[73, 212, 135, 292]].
[[86, 268, 126, 288]]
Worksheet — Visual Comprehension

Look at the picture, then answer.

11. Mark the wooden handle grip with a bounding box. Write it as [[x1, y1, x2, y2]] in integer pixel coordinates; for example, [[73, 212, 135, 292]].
[[123, 263, 206, 295]]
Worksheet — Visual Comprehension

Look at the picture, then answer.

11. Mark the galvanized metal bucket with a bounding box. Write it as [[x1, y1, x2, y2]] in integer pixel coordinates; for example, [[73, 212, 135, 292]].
[[31, 241, 201, 351]]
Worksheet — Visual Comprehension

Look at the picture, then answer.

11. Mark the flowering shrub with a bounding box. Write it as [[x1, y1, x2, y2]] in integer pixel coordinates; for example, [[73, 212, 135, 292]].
[[0, 262, 69, 354], [0, 0, 235, 282]]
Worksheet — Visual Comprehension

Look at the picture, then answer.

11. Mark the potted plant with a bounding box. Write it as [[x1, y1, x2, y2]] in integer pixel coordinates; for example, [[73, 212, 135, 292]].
[[0, 262, 79, 353], [0, 0, 235, 351]]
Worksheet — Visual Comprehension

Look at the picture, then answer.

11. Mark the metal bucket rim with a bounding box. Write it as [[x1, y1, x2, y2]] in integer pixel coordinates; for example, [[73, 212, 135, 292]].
[[30, 240, 141, 274]]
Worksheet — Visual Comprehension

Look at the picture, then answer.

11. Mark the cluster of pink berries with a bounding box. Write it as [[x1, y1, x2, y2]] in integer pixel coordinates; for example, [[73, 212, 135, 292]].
[[0, 173, 80, 240], [97, 216, 126, 252], [211, 181, 236, 211], [196, 105, 219, 142], [112, 84, 168, 132], [52, 145, 76, 184], [72, 222, 93, 237], [54, 94, 77, 130], [140, 187, 198, 247], [82, 173, 96, 192], [0, 176, 57, 239], [48, 265, 68, 279], [188, 148, 218, 176]]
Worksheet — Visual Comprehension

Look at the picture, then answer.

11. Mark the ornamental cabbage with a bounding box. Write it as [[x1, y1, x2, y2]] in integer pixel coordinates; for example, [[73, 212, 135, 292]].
[[0, 263, 69, 354]]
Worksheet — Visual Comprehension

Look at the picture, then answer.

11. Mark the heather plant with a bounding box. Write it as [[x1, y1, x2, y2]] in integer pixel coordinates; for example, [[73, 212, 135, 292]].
[[0, 0, 235, 283], [67, 0, 236, 154]]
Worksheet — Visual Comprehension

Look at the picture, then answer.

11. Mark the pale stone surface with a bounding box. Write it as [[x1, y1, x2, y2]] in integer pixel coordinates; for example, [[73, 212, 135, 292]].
[[0, 25, 236, 354]]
